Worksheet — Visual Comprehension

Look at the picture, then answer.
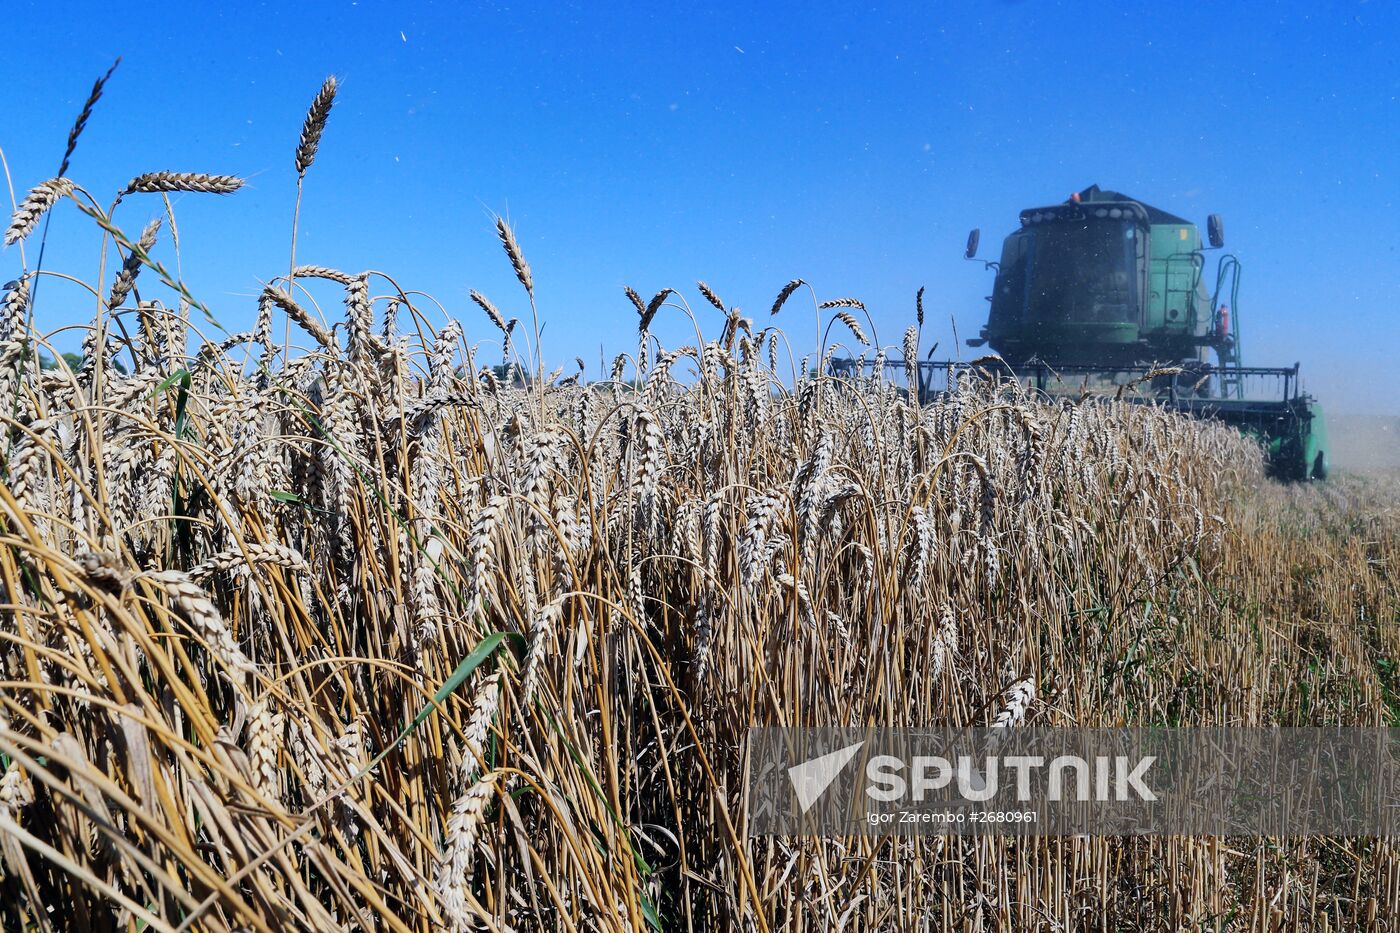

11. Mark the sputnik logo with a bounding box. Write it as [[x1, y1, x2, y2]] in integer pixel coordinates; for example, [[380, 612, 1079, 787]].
[[787, 741, 866, 812]]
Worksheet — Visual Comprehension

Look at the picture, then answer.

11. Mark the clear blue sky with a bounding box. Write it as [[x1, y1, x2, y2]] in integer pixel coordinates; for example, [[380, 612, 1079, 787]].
[[3, 0, 1397, 413]]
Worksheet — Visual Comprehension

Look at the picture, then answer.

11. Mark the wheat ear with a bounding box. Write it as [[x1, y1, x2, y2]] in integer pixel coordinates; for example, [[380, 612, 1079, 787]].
[[495, 218, 533, 297], [5, 179, 74, 246], [122, 173, 243, 196], [296, 76, 338, 175], [770, 278, 804, 316]]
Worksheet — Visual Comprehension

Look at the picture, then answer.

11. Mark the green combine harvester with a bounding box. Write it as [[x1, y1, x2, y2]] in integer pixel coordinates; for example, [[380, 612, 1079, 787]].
[[942, 184, 1328, 480]]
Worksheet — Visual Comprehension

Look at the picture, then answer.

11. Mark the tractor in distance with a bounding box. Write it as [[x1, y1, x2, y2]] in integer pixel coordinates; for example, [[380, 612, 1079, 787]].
[[947, 184, 1329, 481]]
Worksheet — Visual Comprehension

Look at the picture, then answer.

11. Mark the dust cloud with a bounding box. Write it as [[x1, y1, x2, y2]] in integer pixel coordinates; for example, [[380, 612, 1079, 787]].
[[1328, 416, 1400, 472]]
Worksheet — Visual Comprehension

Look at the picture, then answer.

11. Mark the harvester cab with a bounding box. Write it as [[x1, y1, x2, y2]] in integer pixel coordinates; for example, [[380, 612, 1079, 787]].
[[964, 185, 1235, 377], [946, 184, 1328, 480]]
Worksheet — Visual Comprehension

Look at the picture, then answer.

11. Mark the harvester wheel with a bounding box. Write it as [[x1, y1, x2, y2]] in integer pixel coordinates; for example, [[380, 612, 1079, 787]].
[[1311, 451, 1329, 481]]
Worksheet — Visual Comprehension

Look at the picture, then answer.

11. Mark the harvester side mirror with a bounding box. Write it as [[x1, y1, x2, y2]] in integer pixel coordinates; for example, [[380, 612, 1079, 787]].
[[964, 228, 980, 259], [1207, 214, 1225, 249]]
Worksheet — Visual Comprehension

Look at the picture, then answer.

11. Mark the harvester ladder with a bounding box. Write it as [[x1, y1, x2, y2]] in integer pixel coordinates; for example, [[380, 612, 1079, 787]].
[[1212, 255, 1244, 399]]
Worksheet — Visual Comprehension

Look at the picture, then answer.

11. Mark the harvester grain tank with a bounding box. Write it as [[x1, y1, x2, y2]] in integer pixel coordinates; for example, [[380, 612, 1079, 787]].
[[951, 185, 1328, 480]]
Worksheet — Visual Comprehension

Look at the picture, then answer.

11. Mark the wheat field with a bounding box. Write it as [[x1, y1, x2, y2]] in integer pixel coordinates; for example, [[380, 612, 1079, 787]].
[[2, 76, 1399, 932]]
